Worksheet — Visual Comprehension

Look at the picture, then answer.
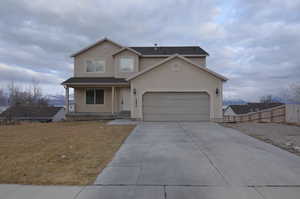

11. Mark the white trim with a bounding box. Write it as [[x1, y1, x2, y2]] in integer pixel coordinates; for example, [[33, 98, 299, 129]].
[[127, 54, 228, 81], [70, 38, 123, 57]]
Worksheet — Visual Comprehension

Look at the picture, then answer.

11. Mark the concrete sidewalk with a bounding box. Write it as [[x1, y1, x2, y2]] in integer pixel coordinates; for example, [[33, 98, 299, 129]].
[[1, 184, 300, 199], [0, 184, 84, 199], [1, 122, 300, 198]]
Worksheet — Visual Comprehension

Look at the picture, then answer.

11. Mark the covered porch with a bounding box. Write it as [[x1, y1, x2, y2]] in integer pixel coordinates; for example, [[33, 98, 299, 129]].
[[62, 77, 131, 120]]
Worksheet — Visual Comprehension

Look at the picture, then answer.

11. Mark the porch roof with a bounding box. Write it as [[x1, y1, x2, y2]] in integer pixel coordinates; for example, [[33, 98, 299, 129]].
[[62, 77, 129, 86]]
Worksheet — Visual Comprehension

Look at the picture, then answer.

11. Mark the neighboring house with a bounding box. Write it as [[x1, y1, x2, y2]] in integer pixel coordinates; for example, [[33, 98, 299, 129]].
[[62, 38, 228, 121], [0, 106, 8, 114], [224, 102, 284, 116], [0, 105, 65, 122]]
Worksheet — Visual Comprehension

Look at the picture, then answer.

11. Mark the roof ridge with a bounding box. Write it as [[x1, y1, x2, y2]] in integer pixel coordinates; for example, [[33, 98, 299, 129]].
[[130, 46, 202, 48]]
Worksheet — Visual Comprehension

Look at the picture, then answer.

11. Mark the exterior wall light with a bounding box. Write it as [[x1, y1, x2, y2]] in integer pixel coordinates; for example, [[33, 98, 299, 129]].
[[216, 88, 219, 96], [133, 88, 137, 95]]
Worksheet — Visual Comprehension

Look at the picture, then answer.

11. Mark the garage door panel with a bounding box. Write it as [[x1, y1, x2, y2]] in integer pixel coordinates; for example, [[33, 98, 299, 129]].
[[144, 94, 208, 102], [143, 107, 207, 114], [144, 114, 209, 121], [143, 92, 209, 121]]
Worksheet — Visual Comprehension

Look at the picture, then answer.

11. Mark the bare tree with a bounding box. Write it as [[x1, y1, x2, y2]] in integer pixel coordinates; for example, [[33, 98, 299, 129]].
[[0, 88, 8, 106], [260, 95, 278, 103], [7, 80, 49, 106]]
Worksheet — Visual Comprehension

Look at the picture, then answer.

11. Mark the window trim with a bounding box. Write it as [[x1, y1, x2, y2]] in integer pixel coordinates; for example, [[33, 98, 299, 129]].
[[85, 88, 105, 105], [119, 57, 135, 73], [85, 59, 106, 73]]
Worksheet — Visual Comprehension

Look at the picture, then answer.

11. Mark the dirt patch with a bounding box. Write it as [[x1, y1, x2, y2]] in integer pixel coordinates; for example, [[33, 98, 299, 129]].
[[0, 121, 135, 185], [221, 122, 300, 156]]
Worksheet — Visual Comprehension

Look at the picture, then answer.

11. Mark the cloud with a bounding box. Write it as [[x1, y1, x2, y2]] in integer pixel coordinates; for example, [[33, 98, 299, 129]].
[[0, 62, 64, 86], [0, 0, 299, 100]]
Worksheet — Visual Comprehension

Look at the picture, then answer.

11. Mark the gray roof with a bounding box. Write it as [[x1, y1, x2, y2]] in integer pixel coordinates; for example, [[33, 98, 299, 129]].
[[228, 103, 284, 115], [62, 77, 128, 85], [0, 105, 63, 119], [130, 46, 209, 56]]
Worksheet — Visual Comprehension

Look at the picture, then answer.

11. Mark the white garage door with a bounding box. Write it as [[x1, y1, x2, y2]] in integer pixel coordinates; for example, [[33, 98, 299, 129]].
[[143, 92, 210, 121]]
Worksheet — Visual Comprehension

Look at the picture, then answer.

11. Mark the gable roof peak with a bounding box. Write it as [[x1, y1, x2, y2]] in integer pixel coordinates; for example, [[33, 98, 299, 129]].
[[70, 37, 123, 57], [112, 47, 142, 56], [127, 54, 227, 81]]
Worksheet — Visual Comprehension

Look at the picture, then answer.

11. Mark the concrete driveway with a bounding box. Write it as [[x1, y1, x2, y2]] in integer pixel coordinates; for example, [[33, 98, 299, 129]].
[[2, 122, 300, 198], [77, 122, 300, 198]]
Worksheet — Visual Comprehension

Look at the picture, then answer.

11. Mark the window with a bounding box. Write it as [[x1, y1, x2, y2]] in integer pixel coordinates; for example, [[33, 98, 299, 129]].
[[86, 89, 104, 104], [120, 57, 134, 72], [86, 59, 105, 72]]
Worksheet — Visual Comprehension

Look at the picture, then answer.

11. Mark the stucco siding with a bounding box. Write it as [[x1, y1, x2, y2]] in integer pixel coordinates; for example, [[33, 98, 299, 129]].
[[188, 57, 206, 67], [130, 57, 223, 120], [139, 57, 166, 71], [139, 57, 206, 71], [74, 41, 121, 77]]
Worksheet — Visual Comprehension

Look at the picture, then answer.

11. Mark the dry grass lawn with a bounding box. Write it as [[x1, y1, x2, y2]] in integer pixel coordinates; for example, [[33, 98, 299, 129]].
[[0, 121, 135, 185]]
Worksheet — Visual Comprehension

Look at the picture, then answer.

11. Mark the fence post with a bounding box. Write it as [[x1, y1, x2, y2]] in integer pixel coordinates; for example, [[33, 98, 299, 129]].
[[284, 105, 287, 123], [270, 109, 273, 122]]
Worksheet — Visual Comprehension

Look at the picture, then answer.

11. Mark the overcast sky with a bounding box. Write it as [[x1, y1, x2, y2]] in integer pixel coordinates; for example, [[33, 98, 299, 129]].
[[0, 0, 299, 101]]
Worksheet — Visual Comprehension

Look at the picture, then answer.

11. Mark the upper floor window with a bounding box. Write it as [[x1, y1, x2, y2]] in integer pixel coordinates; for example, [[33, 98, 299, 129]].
[[120, 57, 134, 72], [86, 59, 105, 72]]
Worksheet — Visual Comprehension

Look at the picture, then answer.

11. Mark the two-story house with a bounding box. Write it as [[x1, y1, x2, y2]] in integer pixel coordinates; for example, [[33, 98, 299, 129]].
[[62, 38, 227, 121]]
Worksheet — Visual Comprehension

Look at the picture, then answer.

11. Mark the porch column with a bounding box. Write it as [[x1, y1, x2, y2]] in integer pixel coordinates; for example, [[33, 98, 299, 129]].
[[65, 86, 69, 113], [111, 86, 115, 115]]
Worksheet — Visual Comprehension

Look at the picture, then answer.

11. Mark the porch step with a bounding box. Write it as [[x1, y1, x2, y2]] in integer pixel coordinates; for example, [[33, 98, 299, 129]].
[[66, 111, 131, 121], [66, 113, 115, 121], [117, 111, 131, 119]]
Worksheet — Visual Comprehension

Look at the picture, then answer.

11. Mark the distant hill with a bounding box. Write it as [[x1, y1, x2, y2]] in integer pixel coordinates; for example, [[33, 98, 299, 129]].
[[223, 99, 247, 106], [47, 94, 74, 107], [223, 96, 299, 107], [270, 96, 299, 104], [47, 95, 65, 107]]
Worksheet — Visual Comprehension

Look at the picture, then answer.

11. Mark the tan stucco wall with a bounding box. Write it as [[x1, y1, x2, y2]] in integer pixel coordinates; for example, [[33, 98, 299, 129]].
[[74, 41, 121, 77], [130, 57, 223, 120], [188, 57, 206, 67], [114, 50, 139, 78], [139, 57, 166, 71], [74, 87, 121, 113], [139, 56, 206, 71]]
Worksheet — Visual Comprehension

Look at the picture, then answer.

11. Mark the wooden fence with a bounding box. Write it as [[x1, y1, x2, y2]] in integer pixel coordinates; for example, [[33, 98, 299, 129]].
[[223, 105, 286, 123]]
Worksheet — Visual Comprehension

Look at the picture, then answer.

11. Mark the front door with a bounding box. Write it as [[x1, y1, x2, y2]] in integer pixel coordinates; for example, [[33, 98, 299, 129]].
[[120, 88, 130, 111]]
